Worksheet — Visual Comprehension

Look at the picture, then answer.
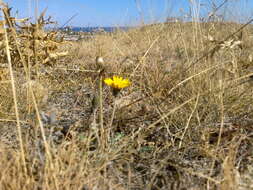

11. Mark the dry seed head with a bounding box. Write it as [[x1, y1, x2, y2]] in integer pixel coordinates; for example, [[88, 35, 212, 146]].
[[95, 56, 105, 69], [96, 56, 104, 64]]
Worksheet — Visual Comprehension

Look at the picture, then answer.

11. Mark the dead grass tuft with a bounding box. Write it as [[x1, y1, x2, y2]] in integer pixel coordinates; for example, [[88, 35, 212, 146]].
[[0, 2, 253, 190]]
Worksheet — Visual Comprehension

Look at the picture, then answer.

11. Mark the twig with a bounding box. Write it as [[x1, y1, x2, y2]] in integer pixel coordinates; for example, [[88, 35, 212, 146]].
[[207, 70, 225, 189], [179, 93, 200, 148]]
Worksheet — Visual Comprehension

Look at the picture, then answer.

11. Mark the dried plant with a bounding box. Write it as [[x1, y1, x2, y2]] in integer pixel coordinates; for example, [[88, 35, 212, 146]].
[[0, 1, 253, 190], [0, 4, 67, 70]]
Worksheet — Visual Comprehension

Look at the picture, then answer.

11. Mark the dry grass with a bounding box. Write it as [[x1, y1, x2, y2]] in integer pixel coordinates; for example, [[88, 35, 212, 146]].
[[0, 3, 253, 190]]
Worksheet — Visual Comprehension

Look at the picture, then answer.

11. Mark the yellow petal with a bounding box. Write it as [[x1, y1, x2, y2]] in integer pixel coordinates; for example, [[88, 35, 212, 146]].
[[104, 78, 113, 86], [104, 76, 131, 89]]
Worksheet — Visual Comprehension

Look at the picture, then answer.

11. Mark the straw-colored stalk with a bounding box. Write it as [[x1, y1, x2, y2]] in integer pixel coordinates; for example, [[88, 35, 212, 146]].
[[0, 1, 27, 175]]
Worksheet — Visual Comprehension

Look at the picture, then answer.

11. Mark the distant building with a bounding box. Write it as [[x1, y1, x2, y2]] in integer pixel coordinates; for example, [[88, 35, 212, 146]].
[[166, 17, 182, 23]]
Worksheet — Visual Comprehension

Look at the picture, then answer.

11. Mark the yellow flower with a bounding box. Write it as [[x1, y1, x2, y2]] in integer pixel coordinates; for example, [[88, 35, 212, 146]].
[[104, 76, 131, 89]]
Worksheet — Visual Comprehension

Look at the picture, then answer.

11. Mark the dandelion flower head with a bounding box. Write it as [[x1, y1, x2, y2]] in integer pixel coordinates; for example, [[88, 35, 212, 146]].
[[104, 76, 131, 89]]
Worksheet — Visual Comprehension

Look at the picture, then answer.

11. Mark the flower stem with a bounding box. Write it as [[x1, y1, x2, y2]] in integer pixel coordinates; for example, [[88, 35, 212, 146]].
[[108, 99, 117, 140], [109, 100, 117, 129], [99, 75, 106, 149]]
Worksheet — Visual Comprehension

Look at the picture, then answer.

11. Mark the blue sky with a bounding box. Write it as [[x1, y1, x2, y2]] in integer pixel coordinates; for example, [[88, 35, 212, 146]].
[[4, 0, 253, 27]]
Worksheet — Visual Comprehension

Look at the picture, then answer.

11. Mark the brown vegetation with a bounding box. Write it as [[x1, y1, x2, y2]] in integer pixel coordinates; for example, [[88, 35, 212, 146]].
[[0, 3, 253, 190]]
